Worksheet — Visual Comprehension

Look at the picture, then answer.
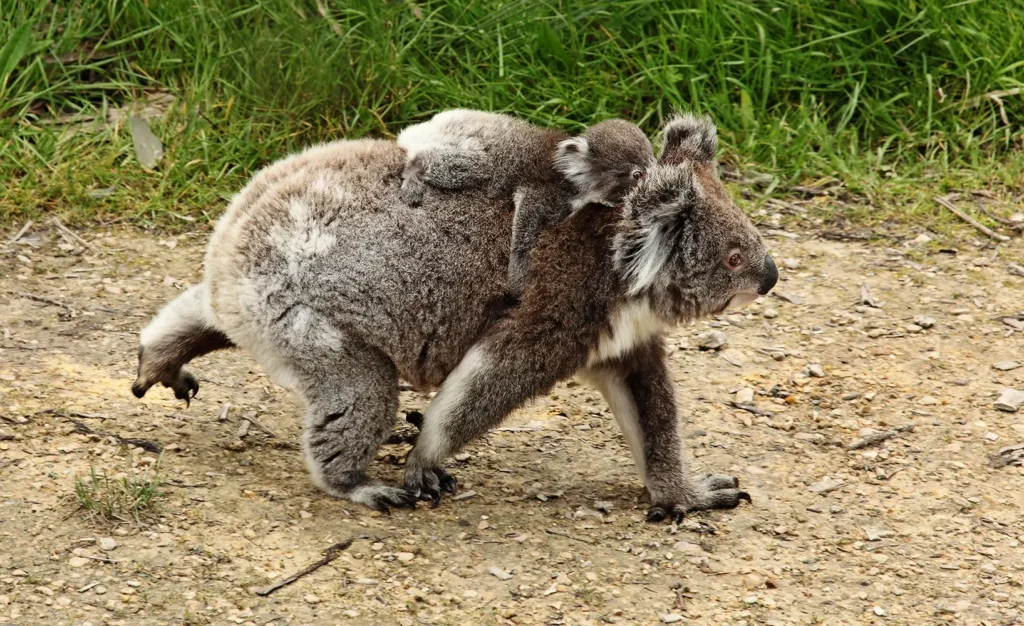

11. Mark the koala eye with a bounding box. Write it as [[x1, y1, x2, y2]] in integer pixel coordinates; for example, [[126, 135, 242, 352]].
[[723, 250, 746, 272], [630, 169, 645, 183]]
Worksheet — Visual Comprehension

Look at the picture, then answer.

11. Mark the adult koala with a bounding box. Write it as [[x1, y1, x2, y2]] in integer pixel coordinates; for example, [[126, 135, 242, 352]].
[[132, 114, 777, 522]]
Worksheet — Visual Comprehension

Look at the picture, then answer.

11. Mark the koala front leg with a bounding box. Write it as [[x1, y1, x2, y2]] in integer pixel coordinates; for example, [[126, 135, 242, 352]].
[[507, 185, 568, 298], [404, 336, 573, 505], [583, 338, 750, 523]]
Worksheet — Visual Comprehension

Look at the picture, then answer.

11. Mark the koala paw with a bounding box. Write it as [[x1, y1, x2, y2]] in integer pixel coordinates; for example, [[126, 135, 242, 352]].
[[645, 474, 751, 523], [647, 504, 686, 524], [354, 484, 419, 515], [134, 369, 199, 407], [165, 370, 200, 407], [399, 176, 427, 206], [403, 466, 458, 507]]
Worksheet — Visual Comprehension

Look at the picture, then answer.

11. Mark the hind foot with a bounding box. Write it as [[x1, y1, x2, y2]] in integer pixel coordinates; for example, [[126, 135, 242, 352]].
[[131, 369, 199, 407], [349, 484, 419, 515]]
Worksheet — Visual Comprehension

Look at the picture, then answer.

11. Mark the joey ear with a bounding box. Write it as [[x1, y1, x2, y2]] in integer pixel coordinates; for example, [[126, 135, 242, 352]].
[[659, 113, 717, 165], [554, 136, 595, 189]]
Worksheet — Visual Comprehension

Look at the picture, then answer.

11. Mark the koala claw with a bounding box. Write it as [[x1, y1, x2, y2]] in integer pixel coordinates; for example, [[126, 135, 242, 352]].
[[165, 372, 199, 407], [405, 467, 458, 508], [647, 475, 750, 523], [405, 411, 424, 430], [647, 505, 686, 524], [368, 488, 419, 515]]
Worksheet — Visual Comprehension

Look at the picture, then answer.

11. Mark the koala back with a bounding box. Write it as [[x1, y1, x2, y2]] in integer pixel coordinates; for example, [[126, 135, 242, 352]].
[[205, 139, 516, 390]]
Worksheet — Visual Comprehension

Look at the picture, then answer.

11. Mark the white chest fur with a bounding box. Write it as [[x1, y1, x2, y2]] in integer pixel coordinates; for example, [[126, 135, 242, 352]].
[[587, 300, 666, 366]]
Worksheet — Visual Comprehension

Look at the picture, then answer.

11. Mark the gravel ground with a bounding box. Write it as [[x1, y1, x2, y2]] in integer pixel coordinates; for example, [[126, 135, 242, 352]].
[[1, 225, 1023, 626]]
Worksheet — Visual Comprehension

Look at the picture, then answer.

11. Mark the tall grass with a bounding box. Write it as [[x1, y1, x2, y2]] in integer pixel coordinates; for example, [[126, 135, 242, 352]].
[[1, 0, 1022, 226]]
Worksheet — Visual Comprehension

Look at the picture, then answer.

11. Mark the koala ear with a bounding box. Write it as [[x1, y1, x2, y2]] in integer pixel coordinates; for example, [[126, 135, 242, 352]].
[[659, 113, 717, 165], [614, 164, 696, 295], [554, 136, 596, 192]]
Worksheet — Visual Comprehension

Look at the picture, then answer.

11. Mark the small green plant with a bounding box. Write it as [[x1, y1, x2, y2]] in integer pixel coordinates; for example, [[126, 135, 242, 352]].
[[73, 461, 163, 525]]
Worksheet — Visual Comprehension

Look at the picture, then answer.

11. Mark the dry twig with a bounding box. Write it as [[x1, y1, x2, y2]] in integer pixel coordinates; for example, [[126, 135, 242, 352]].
[[544, 528, 596, 545], [934, 195, 1010, 242], [255, 537, 355, 596], [8, 220, 33, 243], [847, 425, 915, 451], [50, 217, 99, 252]]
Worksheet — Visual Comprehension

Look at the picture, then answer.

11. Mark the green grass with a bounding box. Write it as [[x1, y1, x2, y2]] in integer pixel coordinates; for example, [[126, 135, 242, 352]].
[[1, 0, 1022, 230], [73, 463, 163, 525]]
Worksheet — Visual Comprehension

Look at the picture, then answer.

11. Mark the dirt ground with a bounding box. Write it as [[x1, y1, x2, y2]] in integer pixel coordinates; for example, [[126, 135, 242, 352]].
[[1, 222, 1023, 626]]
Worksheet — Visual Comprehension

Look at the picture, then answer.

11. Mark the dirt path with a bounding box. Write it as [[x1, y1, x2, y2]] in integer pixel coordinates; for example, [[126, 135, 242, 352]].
[[1, 226, 1022, 626]]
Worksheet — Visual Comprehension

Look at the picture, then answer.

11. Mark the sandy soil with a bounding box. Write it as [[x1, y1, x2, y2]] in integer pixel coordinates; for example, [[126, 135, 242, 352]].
[[1, 224, 1023, 626]]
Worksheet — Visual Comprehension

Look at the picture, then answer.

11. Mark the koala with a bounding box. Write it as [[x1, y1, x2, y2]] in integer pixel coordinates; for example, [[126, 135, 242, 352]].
[[397, 110, 654, 296], [131, 114, 778, 522]]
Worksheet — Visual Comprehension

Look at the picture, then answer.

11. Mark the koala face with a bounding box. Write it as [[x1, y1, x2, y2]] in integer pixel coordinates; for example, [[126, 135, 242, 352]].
[[556, 119, 655, 208], [613, 115, 778, 321]]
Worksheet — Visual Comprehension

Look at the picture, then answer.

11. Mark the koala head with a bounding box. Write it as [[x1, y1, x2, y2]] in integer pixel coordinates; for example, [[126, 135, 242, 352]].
[[613, 114, 777, 320], [555, 119, 655, 209]]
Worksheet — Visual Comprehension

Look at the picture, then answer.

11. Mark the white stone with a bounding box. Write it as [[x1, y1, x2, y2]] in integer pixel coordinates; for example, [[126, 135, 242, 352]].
[[994, 389, 1024, 413]]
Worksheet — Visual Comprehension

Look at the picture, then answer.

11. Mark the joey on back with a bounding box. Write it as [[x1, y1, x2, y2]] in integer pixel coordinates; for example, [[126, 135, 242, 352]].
[[397, 110, 654, 297], [132, 113, 777, 523]]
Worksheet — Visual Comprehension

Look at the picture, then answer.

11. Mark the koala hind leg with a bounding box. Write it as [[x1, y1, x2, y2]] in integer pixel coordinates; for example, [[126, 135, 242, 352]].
[[298, 343, 416, 514], [132, 284, 234, 405]]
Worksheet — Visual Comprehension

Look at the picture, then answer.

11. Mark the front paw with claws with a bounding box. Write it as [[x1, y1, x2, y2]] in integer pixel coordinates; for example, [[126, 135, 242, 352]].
[[403, 466, 457, 507], [646, 474, 751, 523]]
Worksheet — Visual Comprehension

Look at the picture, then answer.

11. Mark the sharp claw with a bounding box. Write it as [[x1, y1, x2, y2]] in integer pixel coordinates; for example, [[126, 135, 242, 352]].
[[438, 470, 457, 494], [646, 507, 667, 523], [429, 491, 441, 508], [405, 411, 424, 430], [671, 509, 685, 524], [737, 491, 752, 504]]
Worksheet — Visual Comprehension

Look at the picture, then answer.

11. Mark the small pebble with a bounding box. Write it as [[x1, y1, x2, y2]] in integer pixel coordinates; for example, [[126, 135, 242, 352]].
[[735, 388, 755, 404], [805, 363, 826, 378], [487, 566, 513, 581], [696, 330, 728, 351], [660, 615, 684, 624], [913, 315, 935, 329], [763, 308, 779, 319]]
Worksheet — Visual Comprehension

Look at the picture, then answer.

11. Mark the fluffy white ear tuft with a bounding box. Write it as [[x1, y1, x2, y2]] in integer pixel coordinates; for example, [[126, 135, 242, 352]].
[[554, 136, 596, 192], [659, 113, 717, 165]]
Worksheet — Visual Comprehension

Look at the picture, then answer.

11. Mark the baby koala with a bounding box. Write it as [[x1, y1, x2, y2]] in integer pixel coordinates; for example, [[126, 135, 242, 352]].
[[397, 110, 653, 296]]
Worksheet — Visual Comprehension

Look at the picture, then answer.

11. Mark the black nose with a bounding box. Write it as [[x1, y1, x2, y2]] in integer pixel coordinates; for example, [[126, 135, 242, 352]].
[[758, 254, 778, 295]]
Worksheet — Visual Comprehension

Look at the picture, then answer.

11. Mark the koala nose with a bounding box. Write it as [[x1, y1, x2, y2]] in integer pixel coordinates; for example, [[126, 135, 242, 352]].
[[758, 254, 778, 295]]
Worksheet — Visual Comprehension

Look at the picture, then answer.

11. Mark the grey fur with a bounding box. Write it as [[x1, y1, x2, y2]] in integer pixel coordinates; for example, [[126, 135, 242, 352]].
[[133, 114, 776, 521], [397, 110, 653, 296]]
